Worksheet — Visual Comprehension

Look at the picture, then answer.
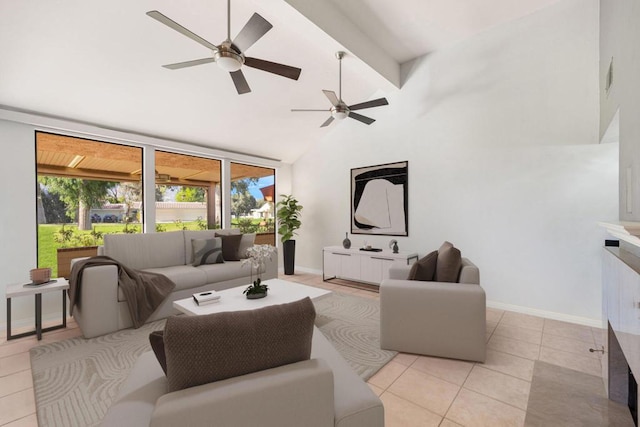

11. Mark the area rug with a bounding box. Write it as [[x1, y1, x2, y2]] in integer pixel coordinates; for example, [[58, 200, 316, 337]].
[[30, 291, 395, 427]]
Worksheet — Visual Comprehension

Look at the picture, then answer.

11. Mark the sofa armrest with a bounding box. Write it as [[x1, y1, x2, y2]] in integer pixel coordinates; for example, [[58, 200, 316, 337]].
[[150, 358, 334, 427], [388, 265, 412, 280], [71, 263, 120, 338], [380, 279, 486, 362]]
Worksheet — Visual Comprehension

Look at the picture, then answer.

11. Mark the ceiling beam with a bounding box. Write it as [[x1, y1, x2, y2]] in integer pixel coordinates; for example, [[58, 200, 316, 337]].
[[282, 0, 401, 90]]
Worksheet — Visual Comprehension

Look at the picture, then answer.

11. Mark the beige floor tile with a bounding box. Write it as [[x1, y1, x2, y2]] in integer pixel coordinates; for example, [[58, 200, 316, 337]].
[[538, 346, 602, 377], [0, 371, 33, 398], [486, 322, 497, 334], [543, 319, 594, 343], [487, 334, 540, 360], [541, 333, 600, 358], [499, 312, 544, 331], [0, 338, 40, 359], [2, 413, 38, 427], [486, 332, 493, 343], [440, 419, 463, 427], [592, 327, 606, 347], [388, 368, 460, 416], [493, 323, 542, 345], [0, 353, 31, 377], [463, 365, 530, 410], [483, 349, 534, 381], [392, 353, 419, 367], [446, 388, 526, 427], [0, 389, 35, 425], [411, 355, 474, 386], [368, 361, 408, 389], [368, 383, 384, 396], [40, 327, 83, 343], [486, 308, 504, 324], [380, 392, 442, 427]]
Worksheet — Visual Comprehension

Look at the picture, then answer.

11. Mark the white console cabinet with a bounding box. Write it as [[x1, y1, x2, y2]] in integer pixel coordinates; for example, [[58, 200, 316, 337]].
[[323, 246, 418, 286]]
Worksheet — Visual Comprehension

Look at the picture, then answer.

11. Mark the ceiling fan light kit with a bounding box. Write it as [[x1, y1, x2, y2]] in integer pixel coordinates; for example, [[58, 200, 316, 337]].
[[292, 51, 389, 127], [147, 0, 301, 94]]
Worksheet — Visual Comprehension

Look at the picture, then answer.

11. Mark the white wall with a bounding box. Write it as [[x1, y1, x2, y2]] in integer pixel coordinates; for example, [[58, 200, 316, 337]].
[[291, 0, 617, 321]]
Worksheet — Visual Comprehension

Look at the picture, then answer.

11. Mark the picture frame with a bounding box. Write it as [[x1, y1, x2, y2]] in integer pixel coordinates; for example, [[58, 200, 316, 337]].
[[350, 161, 408, 236]]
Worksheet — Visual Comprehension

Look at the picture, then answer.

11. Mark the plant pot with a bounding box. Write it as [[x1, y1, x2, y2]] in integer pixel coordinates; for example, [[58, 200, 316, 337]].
[[246, 292, 267, 299], [283, 239, 295, 275]]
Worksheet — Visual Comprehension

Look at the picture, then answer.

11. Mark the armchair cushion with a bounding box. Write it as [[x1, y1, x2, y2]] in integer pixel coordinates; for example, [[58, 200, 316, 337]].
[[435, 241, 462, 282], [408, 250, 437, 281], [164, 297, 316, 392]]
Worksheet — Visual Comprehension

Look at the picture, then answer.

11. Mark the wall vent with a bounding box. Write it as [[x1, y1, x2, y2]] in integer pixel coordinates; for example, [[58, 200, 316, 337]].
[[606, 57, 614, 95]]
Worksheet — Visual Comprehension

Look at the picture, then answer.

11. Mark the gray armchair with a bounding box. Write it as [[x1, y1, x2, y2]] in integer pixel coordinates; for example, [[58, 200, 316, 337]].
[[379, 258, 486, 363]]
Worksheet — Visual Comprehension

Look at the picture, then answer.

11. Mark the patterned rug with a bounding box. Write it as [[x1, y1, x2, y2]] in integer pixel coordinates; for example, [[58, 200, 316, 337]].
[[30, 291, 395, 427]]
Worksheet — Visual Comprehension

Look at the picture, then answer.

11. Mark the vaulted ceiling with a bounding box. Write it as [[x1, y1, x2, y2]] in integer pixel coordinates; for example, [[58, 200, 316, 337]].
[[0, 0, 563, 163]]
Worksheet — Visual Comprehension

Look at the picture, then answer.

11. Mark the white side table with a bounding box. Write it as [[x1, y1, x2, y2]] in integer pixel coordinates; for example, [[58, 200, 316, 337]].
[[5, 278, 69, 340]]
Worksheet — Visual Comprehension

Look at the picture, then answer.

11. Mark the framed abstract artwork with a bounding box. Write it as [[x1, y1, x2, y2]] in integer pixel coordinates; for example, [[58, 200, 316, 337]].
[[351, 161, 408, 236]]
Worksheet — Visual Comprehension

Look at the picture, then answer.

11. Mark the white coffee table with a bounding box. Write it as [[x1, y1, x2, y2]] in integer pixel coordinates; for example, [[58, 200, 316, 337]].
[[173, 278, 331, 316], [5, 278, 69, 340]]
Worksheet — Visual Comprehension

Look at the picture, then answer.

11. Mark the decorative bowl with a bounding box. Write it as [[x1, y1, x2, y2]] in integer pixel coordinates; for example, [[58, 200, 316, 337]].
[[30, 268, 51, 284]]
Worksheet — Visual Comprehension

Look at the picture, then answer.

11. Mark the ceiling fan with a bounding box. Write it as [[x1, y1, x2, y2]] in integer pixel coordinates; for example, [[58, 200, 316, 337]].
[[146, 0, 301, 95], [292, 51, 388, 127]]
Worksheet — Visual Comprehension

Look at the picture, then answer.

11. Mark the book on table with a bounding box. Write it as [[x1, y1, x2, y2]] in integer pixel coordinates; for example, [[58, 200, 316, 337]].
[[193, 291, 221, 306]]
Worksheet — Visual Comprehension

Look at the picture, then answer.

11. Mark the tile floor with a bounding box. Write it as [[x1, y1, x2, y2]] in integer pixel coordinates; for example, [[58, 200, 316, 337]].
[[0, 272, 621, 426]]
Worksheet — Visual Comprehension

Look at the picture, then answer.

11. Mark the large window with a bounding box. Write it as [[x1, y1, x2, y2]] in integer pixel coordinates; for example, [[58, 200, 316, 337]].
[[154, 151, 221, 231], [230, 162, 275, 245], [36, 132, 143, 277]]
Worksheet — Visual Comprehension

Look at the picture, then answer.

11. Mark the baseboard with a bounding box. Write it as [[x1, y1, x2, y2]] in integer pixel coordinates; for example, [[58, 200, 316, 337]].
[[278, 266, 323, 275], [487, 300, 603, 328]]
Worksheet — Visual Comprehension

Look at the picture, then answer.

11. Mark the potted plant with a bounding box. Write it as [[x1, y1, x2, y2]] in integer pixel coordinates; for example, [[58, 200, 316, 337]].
[[276, 194, 303, 275], [242, 244, 276, 299]]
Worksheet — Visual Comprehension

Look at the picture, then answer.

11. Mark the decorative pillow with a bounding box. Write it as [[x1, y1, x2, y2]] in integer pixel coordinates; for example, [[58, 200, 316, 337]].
[[149, 330, 167, 374], [237, 233, 256, 259], [435, 241, 462, 282], [191, 238, 224, 266], [215, 233, 243, 261], [164, 297, 316, 392], [408, 250, 438, 281]]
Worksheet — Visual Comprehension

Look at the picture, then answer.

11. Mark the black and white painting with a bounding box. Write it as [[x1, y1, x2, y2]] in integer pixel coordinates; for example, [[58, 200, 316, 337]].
[[351, 161, 408, 236]]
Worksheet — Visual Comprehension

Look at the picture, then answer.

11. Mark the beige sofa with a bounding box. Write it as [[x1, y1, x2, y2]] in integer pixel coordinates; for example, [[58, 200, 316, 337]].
[[73, 229, 278, 338], [101, 327, 384, 427], [379, 259, 486, 362]]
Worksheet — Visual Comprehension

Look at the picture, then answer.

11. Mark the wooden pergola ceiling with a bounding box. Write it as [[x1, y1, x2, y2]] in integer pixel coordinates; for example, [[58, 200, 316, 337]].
[[36, 133, 274, 186]]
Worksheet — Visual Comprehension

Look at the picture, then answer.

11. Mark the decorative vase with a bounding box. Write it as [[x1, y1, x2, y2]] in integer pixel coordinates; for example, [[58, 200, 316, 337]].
[[247, 292, 267, 299], [283, 240, 296, 275], [342, 232, 351, 249]]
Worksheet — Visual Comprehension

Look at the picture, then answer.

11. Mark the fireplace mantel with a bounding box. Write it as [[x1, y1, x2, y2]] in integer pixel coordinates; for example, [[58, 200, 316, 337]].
[[599, 221, 640, 249]]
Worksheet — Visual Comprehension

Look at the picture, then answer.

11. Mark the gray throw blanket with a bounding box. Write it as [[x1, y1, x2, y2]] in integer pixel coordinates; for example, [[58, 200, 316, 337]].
[[69, 255, 176, 328]]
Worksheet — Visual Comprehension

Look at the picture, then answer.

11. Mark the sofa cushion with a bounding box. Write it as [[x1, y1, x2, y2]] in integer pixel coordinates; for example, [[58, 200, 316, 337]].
[[183, 230, 218, 264], [164, 297, 316, 392], [408, 250, 437, 281], [215, 233, 243, 261], [435, 241, 462, 282], [191, 238, 224, 266], [104, 231, 186, 270], [149, 331, 167, 374], [196, 260, 252, 283], [237, 233, 256, 259], [143, 266, 208, 292], [214, 228, 242, 236]]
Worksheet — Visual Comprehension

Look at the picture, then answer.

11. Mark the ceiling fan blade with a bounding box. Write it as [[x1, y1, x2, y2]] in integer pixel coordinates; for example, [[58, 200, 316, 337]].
[[147, 11, 219, 52], [320, 117, 334, 128], [163, 57, 216, 70], [348, 97, 389, 111], [244, 57, 301, 80], [322, 90, 340, 107], [291, 109, 330, 112], [232, 13, 272, 53], [348, 112, 375, 125], [230, 70, 251, 94]]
